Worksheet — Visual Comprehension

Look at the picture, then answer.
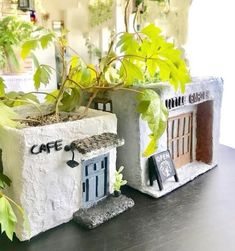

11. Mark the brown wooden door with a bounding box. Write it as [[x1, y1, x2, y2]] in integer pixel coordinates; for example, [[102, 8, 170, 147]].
[[167, 113, 193, 168]]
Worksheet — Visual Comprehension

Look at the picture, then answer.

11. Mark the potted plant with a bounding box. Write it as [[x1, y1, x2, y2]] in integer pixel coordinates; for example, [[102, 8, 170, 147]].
[[113, 166, 127, 197], [0, 17, 119, 241], [0, 16, 48, 241], [0, 0, 189, 239]]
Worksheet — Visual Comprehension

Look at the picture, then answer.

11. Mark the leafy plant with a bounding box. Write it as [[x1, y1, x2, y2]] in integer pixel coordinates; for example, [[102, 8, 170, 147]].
[[0, 16, 55, 127], [113, 166, 127, 192], [37, 22, 189, 156], [0, 172, 26, 240], [1, 9, 190, 155], [0, 16, 33, 71]]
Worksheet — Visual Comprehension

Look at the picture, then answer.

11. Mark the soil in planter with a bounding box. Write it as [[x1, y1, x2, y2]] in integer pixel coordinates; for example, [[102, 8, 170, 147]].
[[21, 112, 83, 127]]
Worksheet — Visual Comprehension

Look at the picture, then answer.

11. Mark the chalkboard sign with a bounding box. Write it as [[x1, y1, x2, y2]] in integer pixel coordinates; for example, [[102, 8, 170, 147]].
[[148, 150, 179, 191]]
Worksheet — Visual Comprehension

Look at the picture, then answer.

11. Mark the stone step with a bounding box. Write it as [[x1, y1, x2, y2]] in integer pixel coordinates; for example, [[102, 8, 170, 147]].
[[73, 194, 135, 229]]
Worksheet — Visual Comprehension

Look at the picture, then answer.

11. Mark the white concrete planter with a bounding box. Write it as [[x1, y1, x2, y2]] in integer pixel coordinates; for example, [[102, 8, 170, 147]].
[[109, 77, 223, 198], [0, 107, 118, 241]]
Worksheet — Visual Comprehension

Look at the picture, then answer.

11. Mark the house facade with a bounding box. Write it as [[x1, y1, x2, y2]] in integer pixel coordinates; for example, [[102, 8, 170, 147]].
[[110, 77, 223, 197]]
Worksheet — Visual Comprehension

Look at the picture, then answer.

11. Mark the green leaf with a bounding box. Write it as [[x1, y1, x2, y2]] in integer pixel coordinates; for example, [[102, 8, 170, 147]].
[[157, 59, 171, 81], [40, 34, 54, 49], [31, 52, 40, 68], [0, 173, 12, 189], [81, 68, 91, 84], [70, 55, 80, 69], [0, 77, 6, 97], [0, 196, 17, 240], [0, 102, 19, 128], [3, 91, 39, 108], [116, 33, 139, 54], [136, 89, 168, 157], [104, 66, 119, 84], [11, 93, 39, 107], [114, 165, 127, 191], [141, 24, 161, 41], [45, 89, 59, 104], [136, 100, 150, 113], [138, 24, 191, 90], [146, 59, 159, 77], [22, 93, 39, 104], [33, 65, 52, 90], [120, 59, 144, 85], [60, 88, 81, 112], [21, 39, 38, 60]]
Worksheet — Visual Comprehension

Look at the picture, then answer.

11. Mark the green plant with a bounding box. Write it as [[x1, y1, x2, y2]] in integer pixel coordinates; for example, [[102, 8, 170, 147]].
[[113, 166, 127, 192], [41, 23, 189, 156], [0, 16, 34, 72], [1, 8, 190, 155], [0, 172, 26, 240], [0, 16, 55, 127]]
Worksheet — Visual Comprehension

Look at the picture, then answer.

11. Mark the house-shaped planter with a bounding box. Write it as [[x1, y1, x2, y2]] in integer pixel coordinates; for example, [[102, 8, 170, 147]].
[[0, 107, 123, 241], [109, 77, 223, 198]]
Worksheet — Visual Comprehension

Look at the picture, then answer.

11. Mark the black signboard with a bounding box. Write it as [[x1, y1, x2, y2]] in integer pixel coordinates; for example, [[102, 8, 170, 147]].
[[148, 150, 179, 191]]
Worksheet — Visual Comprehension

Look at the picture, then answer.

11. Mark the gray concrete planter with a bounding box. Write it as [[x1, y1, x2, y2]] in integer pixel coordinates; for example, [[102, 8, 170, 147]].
[[109, 77, 223, 198], [0, 107, 119, 241]]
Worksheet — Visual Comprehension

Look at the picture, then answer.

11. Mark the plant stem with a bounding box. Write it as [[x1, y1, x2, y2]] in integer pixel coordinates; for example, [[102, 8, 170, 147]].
[[54, 40, 68, 121], [124, 0, 131, 32], [66, 78, 86, 90], [132, 4, 143, 42], [55, 80, 66, 121], [79, 89, 99, 119], [24, 91, 57, 99]]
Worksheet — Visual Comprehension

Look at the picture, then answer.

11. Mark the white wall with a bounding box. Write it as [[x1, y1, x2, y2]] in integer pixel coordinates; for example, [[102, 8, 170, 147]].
[[186, 0, 235, 149]]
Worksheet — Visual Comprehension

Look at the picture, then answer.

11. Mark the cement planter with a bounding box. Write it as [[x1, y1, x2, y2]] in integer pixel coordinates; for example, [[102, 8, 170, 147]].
[[109, 77, 223, 198], [0, 107, 118, 241]]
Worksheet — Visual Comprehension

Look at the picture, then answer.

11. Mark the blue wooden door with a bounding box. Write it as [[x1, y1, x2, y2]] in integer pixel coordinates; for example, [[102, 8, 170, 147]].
[[82, 154, 109, 208]]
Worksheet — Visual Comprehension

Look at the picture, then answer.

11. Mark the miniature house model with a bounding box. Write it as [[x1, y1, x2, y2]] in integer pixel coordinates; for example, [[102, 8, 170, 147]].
[[0, 107, 124, 241], [110, 77, 223, 198]]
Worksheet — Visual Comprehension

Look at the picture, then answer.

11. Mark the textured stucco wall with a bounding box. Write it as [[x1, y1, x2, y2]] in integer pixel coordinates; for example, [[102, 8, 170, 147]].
[[0, 108, 117, 241], [109, 77, 223, 198]]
